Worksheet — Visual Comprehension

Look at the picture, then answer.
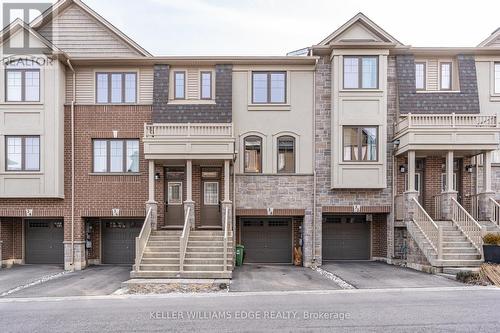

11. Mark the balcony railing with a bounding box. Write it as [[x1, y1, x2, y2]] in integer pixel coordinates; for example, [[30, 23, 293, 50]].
[[145, 123, 233, 138], [395, 113, 498, 134]]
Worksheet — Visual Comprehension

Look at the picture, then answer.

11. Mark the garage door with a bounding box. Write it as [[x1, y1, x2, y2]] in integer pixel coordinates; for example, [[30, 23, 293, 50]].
[[25, 219, 64, 264], [102, 219, 143, 264], [240, 218, 292, 264], [322, 216, 370, 260]]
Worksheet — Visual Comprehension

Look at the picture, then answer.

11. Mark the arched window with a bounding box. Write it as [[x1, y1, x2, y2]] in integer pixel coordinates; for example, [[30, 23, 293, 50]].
[[244, 136, 262, 173], [277, 136, 295, 173]]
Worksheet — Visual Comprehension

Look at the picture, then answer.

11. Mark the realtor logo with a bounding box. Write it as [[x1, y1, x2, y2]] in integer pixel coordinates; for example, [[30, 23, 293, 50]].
[[2, 2, 53, 55]]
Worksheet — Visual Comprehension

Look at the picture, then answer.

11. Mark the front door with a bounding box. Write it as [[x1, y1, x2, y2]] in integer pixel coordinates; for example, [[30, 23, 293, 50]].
[[165, 167, 184, 227], [201, 169, 221, 228]]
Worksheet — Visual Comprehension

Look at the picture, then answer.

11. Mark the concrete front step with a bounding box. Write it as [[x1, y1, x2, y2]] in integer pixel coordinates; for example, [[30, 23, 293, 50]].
[[142, 252, 180, 258], [185, 252, 233, 259], [139, 264, 180, 271], [145, 246, 179, 252], [149, 236, 182, 241], [442, 267, 481, 275], [442, 247, 478, 254], [442, 236, 468, 242], [186, 246, 228, 253], [188, 241, 233, 247], [184, 259, 231, 265], [147, 241, 180, 247], [441, 241, 474, 248], [131, 270, 232, 279], [437, 259, 483, 267], [183, 264, 229, 271], [430, 253, 481, 260], [141, 258, 180, 265]]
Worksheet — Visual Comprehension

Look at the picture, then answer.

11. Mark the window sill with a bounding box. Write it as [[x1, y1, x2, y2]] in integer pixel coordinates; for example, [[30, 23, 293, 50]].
[[416, 90, 461, 94], [0, 102, 43, 106], [339, 89, 382, 93], [489, 95, 500, 102], [167, 100, 216, 105], [89, 172, 142, 176], [0, 171, 42, 175], [247, 104, 291, 111]]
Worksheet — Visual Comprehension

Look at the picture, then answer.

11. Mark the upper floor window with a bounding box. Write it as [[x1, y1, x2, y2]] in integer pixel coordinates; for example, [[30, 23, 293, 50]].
[[277, 136, 295, 173], [200, 71, 212, 99], [343, 56, 378, 89], [440, 63, 452, 90], [5, 136, 40, 171], [244, 136, 262, 173], [96, 72, 137, 104], [415, 62, 426, 90], [252, 72, 286, 104], [495, 62, 500, 94], [343, 126, 378, 162], [6, 64, 40, 102], [93, 139, 139, 173], [174, 71, 186, 99]]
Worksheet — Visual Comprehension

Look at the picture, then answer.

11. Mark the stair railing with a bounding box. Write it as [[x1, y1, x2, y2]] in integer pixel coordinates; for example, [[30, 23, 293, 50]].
[[451, 198, 483, 253], [179, 206, 191, 273], [134, 207, 153, 272], [470, 193, 480, 220], [489, 197, 500, 228], [411, 197, 441, 259], [223, 206, 230, 272], [433, 194, 443, 220]]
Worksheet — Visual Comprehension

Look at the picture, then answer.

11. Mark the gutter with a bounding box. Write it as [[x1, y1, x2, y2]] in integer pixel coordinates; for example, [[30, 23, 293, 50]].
[[67, 59, 76, 271]]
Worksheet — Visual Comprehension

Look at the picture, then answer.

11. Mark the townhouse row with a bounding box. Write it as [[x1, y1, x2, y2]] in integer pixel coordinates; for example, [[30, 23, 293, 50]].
[[0, 0, 499, 278]]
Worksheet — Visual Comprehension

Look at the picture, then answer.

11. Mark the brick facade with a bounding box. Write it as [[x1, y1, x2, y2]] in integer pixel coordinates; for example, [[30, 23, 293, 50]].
[[152, 64, 233, 123], [396, 54, 480, 114]]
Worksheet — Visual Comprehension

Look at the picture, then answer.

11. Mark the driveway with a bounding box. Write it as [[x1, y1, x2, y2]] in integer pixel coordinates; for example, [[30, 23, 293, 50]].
[[1, 265, 131, 298], [0, 265, 64, 296], [322, 261, 464, 289], [230, 264, 341, 292]]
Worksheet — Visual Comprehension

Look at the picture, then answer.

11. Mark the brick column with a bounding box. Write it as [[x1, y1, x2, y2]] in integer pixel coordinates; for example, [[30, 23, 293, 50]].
[[441, 151, 458, 220], [478, 192, 495, 221], [184, 201, 195, 229], [147, 160, 158, 230]]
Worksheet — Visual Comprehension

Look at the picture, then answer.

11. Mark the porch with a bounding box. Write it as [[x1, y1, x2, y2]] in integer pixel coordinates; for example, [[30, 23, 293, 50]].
[[132, 123, 236, 279]]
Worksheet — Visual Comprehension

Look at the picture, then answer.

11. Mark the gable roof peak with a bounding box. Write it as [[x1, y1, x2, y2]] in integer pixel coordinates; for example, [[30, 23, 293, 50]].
[[318, 12, 403, 46]]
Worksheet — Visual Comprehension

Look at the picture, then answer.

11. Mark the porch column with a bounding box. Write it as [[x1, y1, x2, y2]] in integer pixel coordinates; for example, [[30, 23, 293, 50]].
[[221, 160, 233, 231], [184, 160, 195, 229], [478, 151, 495, 221], [404, 150, 419, 221], [441, 151, 457, 220], [146, 160, 158, 230]]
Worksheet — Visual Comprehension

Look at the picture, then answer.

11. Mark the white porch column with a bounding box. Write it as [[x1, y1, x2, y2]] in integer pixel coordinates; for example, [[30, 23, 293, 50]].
[[407, 150, 416, 192], [446, 151, 454, 192], [223, 160, 230, 202], [483, 151, 492, 193], [186, 159, 193, 202], [146, 160, 158, 230]]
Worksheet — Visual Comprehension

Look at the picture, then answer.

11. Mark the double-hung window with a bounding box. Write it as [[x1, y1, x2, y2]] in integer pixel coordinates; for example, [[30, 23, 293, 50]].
[[174, 71, 186, 99], [343, 127, 378, 162], [415, 62, 426, 90], [252, 72, 286, 104], [96, 72, 137, 103], [440, 63, 452, 90], [200, 71, 212, 99], [6, 61, 40, 102], [494, 62, 500, 94], [5, 136, 40, 171], [93, 139, 139, 173], [343, 56, 378, 89]]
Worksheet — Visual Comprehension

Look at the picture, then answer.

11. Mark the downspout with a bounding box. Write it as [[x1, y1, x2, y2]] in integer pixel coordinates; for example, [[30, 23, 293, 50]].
[[67, 59, 76, 270], [312, 57, 318, 266]]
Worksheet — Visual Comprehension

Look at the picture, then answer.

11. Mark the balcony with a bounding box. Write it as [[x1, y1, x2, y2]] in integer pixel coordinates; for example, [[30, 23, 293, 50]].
[[393, 113, 500, 155], [143, 123, 235, 160]]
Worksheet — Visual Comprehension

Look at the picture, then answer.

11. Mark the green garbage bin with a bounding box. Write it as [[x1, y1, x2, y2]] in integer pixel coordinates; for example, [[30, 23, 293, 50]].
[[235, 245, 244, 266]]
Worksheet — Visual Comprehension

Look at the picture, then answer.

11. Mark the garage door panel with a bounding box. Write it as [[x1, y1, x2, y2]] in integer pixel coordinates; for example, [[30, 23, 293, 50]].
[[25, 219, 64, 264], [241, 218, 292, 264], [102, 220, 142, 264], [322, 216, 370, 260]]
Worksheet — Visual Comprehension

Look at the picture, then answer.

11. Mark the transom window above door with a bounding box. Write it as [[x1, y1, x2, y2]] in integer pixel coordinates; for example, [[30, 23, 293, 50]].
[[96, 72, 137, 103], [343, 56, 378, 89]]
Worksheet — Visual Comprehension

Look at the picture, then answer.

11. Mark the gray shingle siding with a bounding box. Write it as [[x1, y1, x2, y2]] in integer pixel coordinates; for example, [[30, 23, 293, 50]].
[[152, 64, 232, 123], [396, 54, 480, 114]]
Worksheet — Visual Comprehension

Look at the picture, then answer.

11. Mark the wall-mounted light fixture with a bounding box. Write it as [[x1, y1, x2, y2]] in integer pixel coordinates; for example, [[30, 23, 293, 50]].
[[465, 165, 473, 173], [399, 164, 407, 173], [154, 172, 161, 180]]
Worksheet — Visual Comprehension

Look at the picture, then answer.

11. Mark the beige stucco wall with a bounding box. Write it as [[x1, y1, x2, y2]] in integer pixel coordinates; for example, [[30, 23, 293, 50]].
[[0, 55, 65, 198], [331, 50, 388, 189], [232, 66, 314, 174]]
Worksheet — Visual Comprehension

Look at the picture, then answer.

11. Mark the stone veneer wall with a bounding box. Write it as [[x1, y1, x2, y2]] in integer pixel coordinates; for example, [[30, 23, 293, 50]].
[[396, 54, 480, 114], [313, 55, 396, 265], [235, 175, 313, 265], [152, 64, 232, 123]]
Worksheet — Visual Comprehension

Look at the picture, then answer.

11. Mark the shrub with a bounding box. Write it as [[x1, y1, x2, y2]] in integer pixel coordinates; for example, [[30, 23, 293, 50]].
[[483, 233, 500, 246]]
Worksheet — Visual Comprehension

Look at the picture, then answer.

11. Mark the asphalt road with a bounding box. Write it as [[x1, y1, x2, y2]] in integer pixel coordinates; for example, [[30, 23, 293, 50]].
[[1, 287, 499, 332]]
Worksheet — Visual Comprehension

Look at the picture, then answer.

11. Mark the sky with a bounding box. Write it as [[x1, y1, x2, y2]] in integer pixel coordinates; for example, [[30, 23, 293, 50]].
[[7, 0, 500, 55]]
